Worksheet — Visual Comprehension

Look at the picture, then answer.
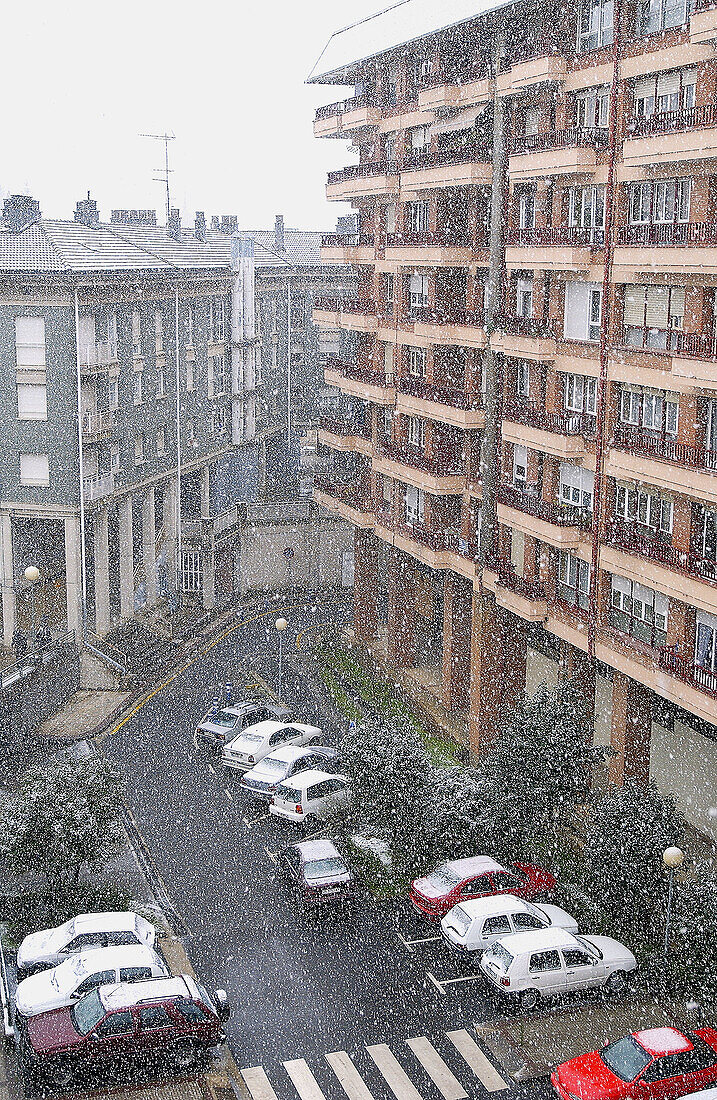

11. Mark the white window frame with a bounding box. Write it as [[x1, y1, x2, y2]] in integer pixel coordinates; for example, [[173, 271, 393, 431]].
[[19, 454, 50, 486]]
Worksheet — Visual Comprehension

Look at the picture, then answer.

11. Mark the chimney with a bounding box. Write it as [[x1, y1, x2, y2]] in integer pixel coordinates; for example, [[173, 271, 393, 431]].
[[274, 213, 285, 252], [3, 195, 41, 232], [74, 192, 99, 227], [194, 211, 206, 241], [167, 207, 181, 241], [110, 209, 157, 226], [220, 214, 238, 234], [210, 215, 220, 231]]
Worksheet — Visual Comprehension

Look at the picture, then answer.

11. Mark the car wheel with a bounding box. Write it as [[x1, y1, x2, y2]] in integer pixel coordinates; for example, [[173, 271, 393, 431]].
[[46, 1058, 74, 1088], [606, 969, 627, 993], [519, 988, 540, 1011], [174, 1039, 199, 1069]]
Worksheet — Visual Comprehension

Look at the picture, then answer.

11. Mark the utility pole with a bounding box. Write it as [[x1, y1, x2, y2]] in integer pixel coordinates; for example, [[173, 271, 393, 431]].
[[140, 132, 176, 224]]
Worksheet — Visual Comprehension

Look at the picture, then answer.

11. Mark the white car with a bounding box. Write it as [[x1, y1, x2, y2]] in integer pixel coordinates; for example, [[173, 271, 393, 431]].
[[222, 721, 321, 773], [194, 699, 291, 752], [15, 944, 168, 1017], [17, 913, 157, 977], [269, 769, 350, 825], [441, 894, 579, 959], [479, 926, 637, 1009], [240, 745, 340, 801]]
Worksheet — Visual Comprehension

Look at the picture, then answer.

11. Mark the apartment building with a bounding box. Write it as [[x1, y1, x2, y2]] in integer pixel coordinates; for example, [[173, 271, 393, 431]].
[[309, 0, 717, 837]]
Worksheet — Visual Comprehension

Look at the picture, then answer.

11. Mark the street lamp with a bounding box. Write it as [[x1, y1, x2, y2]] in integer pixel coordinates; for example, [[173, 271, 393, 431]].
[[23, 565, 40, 653], [663, 845, 685, 956], [275, 617, 288, 700]]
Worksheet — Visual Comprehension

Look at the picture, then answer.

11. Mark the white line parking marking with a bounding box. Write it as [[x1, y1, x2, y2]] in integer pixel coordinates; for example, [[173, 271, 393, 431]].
[[241, 1066, 281, 1100], [405, 935, 441, 946], [284, 1058, 327, 1100], [426, 971, 446, 996], [431, 973, 484, 989], [326, 1051, 376, 1100], [207, 762, 216, 775], [367, 1043, 425, 1100], [447, 1030, 508, 1093], [243, 813, 267, 826], [264, 846, 278, 864], [224, 788, 233, 802], [405, 1037, 468, 1100]]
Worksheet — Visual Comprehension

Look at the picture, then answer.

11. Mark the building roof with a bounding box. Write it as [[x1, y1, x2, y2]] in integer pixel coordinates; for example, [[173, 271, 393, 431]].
[[307, 0, 519, 83]]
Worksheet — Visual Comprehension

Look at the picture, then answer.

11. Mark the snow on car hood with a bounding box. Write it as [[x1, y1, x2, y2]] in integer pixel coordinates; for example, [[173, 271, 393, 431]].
[[582, 934, 636, 966], [17, 927, 62, 968], [15, 965, 75, 1017]]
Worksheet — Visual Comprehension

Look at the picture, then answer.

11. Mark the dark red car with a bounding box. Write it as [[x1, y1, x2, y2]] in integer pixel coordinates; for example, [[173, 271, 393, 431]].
[[552, 1027, 717, 1100], [410, 855, 556, 922]]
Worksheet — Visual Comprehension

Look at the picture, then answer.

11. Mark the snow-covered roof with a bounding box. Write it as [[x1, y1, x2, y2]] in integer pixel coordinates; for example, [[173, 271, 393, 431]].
[[637, 1029, 693, 1056], [487, 926, 578, 953], [296, 838, 343, 860], [101, 975, 197, 1010], [308, 0, 519, 83], [447, 855, 505, 878], [71, 912, 140, 935]]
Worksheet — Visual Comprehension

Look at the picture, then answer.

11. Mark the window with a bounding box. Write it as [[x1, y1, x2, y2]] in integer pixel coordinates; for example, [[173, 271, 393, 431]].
[[157, 368, 167, 398], [156, 427, 166, 456], [154, 309, 163, 354], [523, 107, 540, 136], [696, 612, 717, 678], [563, 282, 603, 342], [96, 1010, 134, 1038], [408, 273, 429, 313], [109, 378, 119, 410], [76, 971, 114, 995], [384, 274, 395, 313], [385, 343, 394, 380], [512, 912, 546, 931], [174, 1001, 208, 1024], [518, 191, 535, 230], [615, 484, 673, 534], [210, 296, 227, 342], [610, 575, 668, 646], [181, 550, 202, 593], [134, 435, 144, 466], [110, 445, 120, 473], [559, 463, 594, 510], [19, 454, 49, 487], [133, 372, 143, 406], [407, 347, 426, 378], [407, 417, 425, 449], [513, 444, 528, 489], [385, 203, 397, 234], [483, 916, 512, 936], [516, 277, 533, 318], [575, 86, 610, 128], [137, 1004, 173, 1031], [15, 316, 46, 369], [629, 179, 691, 225], [186, 417, 198, 445], [577, 0, 614, 50], [529, 950, 561, 972], [210, 354, 227, 397], [491, 871, 523, 890], [186, 303, 195, 345], [517, 361, 530, 399], [637, 0, 689, 36], [132, 310, 141, 356], [406, 200, 429, 233], [633, 70, 695, 117], [568, 186, 605, 231], [383, 408, 393, 440], [17, 383, 47, 420], [213, 406, 228, 435], [405, 485, 425, 525], [564, 373, 597, 415], [619, 386, 679, 435], [557, 551, 591, 609], [410, 125, 430, 151], [563, 948, 594, 968]]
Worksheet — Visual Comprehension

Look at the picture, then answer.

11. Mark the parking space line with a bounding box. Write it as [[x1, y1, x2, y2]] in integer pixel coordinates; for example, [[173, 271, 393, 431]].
[[241, 1067, 281, 1100], [243, 813, 268, 826], [224, 788, 233, 802], [405, 1037, 468, 1100], [264, 846, 279, 864], [206, 762, 216, 775], [404, 935, 441, 946], [326, 1050, 376, 1100], [447, 1030, 508, 1093], [426, 971, 446, 995], [367, 1043, 425, 1100], [433, 974, 484, 989], [284, 1058, 327, 1100]]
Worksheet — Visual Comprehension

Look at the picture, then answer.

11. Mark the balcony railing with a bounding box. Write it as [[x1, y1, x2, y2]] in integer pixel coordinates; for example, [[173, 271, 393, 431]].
[[385, 231, 484, 249], [400, 144, 491, 171], [506, 225, 605, 247], [378, 440, 464, 477], [315, 93, 371, 121], [509, 126, 609, 155], [327, 161, 393, 185], [659, 648, 717, 697], [323, 357, 390, 389], [605, 518, 717, 583], [82, 410, 112, 437], [692, 0, 717, 12], [417, 59, 492, 88], [487, 556, 547, 600], [83, 473, 115, 502], [614, 324, 717, 359], [314, 477, 373, 514], [615, 222, 717, 247], [626, 103, 717, 139], [410, 305, 485, 329], [498, 483, 593, 528], [397, 375, 483, 411], [503, 401, 596, 437], [612, 422, 717, 472], [314, 298, 377, 318], [319, 415, 371, 439], [495, 313, 560, 339], [376, 511, 453, 552], [320, 232, 375, 248]]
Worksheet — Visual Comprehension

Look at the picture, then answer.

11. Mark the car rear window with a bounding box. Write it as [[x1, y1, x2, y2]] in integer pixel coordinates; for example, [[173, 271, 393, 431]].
[[447, 906, 472, 934], [304, 857, 347, 880], [486, 944, 514, 971], [276, 785, 301, 803], [241, 733, 264, 745], [259, 758, 288, 774], [425, 864, 462, 891], [602, 1036, 653, 1081]]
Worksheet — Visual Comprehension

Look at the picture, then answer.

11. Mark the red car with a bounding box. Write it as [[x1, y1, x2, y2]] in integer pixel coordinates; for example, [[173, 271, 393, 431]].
[[409, 855, 556, 922], [552, 1027, 717, 1100]]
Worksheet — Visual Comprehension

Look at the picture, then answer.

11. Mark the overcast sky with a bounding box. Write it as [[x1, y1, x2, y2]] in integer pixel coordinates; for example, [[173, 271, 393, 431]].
[[0, 0, 386, 231]]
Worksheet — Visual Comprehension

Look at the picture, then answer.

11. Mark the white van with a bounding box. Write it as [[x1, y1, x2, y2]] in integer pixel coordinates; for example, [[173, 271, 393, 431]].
[[441, 894, 578, 959], [269, 770, 350, 825]]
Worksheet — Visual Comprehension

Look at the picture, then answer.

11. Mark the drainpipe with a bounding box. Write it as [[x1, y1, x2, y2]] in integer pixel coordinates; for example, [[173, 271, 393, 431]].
[[287, 277, 292, 451], [175, 287, 182, 603], [73, 289, 88, 635], [588, 0, 622, 658]]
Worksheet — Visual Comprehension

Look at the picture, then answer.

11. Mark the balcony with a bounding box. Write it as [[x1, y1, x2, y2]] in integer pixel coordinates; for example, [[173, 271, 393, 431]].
[[691, 0, 717, 41], [313, 297, 377, 334], [623, 104, 717, 167], [608, 423, 717, 506], [671, 330, 717, 389], [395, 375, 485, 430], [398, 144, 492, 191], [313, 94, 382, 138], [502, 401, 596, 459], [318, 415, 373, 457], [416, 64, 493, 111], [313, 477, 374, 529], [312, 296, 341, 327], [659, 648, 717, 699], [83, 473, 115, 503], [497, 53, 567, 95], [373, 511, 458, 570], [326, 161, 396, 201], [373, 440, 465, 495], [320, 232, 375, 264], [505, 225, 603, 271], [482, 557, 549, 621], [490, 314, 559, 360], [409, 305, 487, 349], [613, 222, 717, 278], [384, 231, 484, 267], [509, 127, 608, 179], [323, 357, 395, 405], [497, 483, 592, 548], [82, 410, 113, 442]]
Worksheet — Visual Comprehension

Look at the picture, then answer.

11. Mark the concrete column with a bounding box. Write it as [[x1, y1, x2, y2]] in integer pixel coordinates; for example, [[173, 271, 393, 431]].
[[118, 495, 134, 621], [93, 510, 111, 636], [468, 595, 527, 756], [64, 516, 83, 638], [609, 671, 652, 786], [142, 487, 157, 604], [353, 530, 379, 643], [387, 547, 416, 668], [442, 573, 472, 713], [201, 463, 211, 519], [162, 477, 178, 596], [1, 515, 16, 646], [202, 549, 216, 611]]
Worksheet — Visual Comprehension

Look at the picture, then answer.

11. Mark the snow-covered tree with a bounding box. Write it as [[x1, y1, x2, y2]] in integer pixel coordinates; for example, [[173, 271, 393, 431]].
[[670, 868, 717, 1010], [426, 766, 502, 865]]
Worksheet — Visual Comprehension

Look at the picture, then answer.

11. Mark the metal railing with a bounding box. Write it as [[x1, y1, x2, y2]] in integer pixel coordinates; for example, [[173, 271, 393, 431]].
[[377, 440, 464, 477], [322, 357, 389, 388], [397, 375, 483, 411], [498, 484, 593, 528], [509, 126, 609, 155], [400, 144, 491, 172], [410, 304, 485, 328], [659, 647, 717, 697], [506, 225, 605, 247], [486, 556, 547, 600], [503, 401, 596, 437], [626, 103, 717, 138], [496, 313, 560, 339], [319, 415, 371, 439], [313, 478, 373, 515], [327, 161, 392, 185], [320, 232, 375, 248], [82, 410, 113, 437], [605, 518, 717, 583], [83, 473, 115, 502], [612, 423, 717, 472], [615, 222, 717, 247], [315, 93, 371, 121]]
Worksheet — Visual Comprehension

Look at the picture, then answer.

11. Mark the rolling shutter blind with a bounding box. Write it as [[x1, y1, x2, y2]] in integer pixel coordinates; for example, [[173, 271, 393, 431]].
[[17, 383, 47, 420], [645, 287, 669, 328], [624, 286, 647, 326], [634, 77, 654, 100], [656, 72, 680, 97], [669, 287, 685, 324], [15, 317, 46, 368]]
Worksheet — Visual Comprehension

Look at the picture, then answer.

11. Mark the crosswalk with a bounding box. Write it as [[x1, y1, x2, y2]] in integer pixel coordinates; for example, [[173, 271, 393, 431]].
[[240, 1028, 510, 1100]]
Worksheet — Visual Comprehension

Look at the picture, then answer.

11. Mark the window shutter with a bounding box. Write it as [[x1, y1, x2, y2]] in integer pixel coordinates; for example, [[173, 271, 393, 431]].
[[15, 316, 46, 368], [634, 76, 654, 100], [669, 288, 685, 325], [645, 286, 669, 328], [17, 383, 47, 420], [656, 72, 680, 97], [564, 282, 591, 340], [611, 574, 631, 597], [623, 285, 647, 326], [19, 454, 50, 485]]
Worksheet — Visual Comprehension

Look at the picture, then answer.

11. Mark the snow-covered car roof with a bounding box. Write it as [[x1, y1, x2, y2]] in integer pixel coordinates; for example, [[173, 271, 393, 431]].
[[295, 838, 343, 861], [446, 855, 506, 879], [676, 1089, 717, 1100], [447, 893, 532, 918], [277, 769, 348, 790], [70, 912, 144, 937], [636, 1028, 694, 1056], [100, 974, 200, 1010], [231, 720, 292, 740], [486, 926, 579, 954]]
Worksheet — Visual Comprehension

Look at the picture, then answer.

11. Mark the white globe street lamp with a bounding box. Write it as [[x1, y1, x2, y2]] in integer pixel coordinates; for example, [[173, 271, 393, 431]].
[[663, 845, 685, 956], [23, 566, 40, 653], [275, 618, 288, 700]]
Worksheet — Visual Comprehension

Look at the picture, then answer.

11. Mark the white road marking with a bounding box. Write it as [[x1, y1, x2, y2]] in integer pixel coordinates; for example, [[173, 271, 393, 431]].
[[284, 1059, 327, 1100], [433, 974, 484, 988], [264, 846, 278, 864], [207, 762, 216, 775], [241, 1067, 281, 1100], [367, 1043, 424, 1100], [404, 935, 441, 946], [224, 788, 233, 802], [447, 1031, 508, 1093], [326, 1050, 376, 1100], [426, 971, 446, 995], [405, 1037, 468, 1100], [243, 813, 267, 826]]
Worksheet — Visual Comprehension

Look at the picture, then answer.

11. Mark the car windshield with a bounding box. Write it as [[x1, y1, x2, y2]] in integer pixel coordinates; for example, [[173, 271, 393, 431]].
[[71, 989, 106, 1035], [276, 785, 301, 803], [576, 935, 601, 959], [305, 857, 347, 880], [602, 1037, 652, 1081], [194, 981, 216, 1013], [425, 865, 461, 891], [446, 906, 471, 934], [239, 733, 265, 746], [211, 711, 238, 727], [486, 944, 513, 970], [258, 758, 289, 774]]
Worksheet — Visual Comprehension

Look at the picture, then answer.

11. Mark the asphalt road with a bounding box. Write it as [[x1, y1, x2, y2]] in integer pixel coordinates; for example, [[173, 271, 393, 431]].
[[101, 599, 553, 1100]]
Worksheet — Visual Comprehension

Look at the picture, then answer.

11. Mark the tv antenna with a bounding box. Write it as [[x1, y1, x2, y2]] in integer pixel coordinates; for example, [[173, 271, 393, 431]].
[[140, 131, 176, 225]]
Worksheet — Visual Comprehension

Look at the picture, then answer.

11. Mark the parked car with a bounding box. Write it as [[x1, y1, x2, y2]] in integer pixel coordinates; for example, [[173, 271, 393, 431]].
[[410, 856, 556, 922], [279, 838, 357, 907], [194, 699, 291, 753], [441, 894, 578, 959], [552, 1027, 717, 1100], [269, 770, 350, 825], [222, 721, 321, 773], [22, 974, 231, 1087], [479, 927, 637, 1009], [17, 913, 157, 977], [240, 745, 340, 801], [16, 945, 169, 1018]]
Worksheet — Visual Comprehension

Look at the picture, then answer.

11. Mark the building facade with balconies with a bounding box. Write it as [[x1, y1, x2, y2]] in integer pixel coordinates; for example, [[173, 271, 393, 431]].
[[310, 0, 717, 839]]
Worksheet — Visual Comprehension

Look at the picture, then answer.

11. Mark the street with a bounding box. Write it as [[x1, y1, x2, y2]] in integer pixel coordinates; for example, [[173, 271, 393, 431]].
[[100, 601, 553, 1100]]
